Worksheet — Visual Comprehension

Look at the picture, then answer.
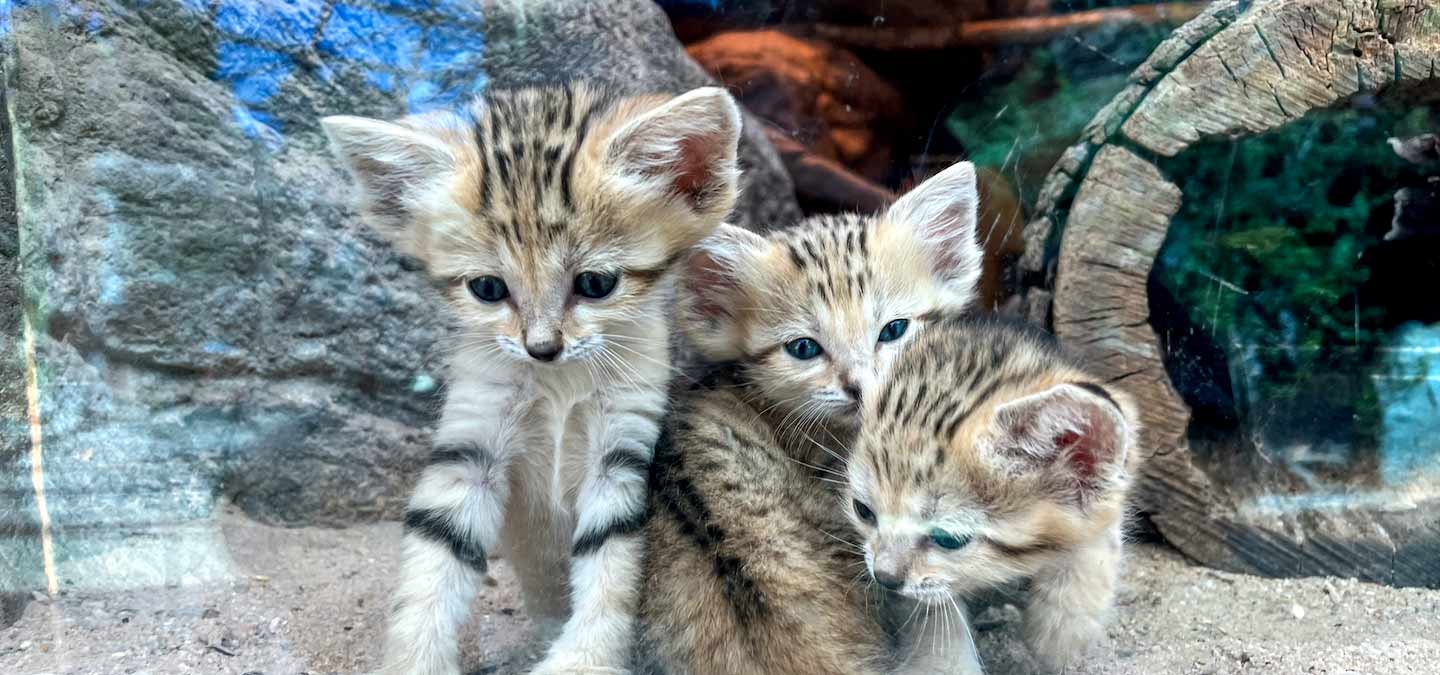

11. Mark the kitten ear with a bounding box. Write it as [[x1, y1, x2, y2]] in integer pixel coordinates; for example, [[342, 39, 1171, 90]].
[[680, 224, 768, 361], [321, 115, 455, 257], [603, 87, 743, 222], [988, 383, 1132, 503], [886, 161, 983, 308]]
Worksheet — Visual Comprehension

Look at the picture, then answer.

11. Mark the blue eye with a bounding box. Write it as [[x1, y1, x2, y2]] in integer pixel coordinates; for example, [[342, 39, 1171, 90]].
[[467, 276, 509, 303], [853, 500, 876, 525], [878, 319, 909, 343], [574, 271, 618, 299], [785, 337, 824, 360], [929, 528, 970, 551]]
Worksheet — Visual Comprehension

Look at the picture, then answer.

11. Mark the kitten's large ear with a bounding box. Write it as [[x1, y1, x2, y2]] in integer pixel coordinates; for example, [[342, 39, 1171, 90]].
[[680, 224, 768, 361], [886, 161, 983, 308], [603, 87, 742, 223], [321, 115, 455, 257], [986, 383, 1132, 504]]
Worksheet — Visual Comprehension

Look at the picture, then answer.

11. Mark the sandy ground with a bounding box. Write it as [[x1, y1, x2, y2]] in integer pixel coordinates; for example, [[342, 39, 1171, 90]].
[[3, 509, 1438, 675]]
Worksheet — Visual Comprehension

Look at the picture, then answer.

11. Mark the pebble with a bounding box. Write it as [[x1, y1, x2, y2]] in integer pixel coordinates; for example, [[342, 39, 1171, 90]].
[[1289, 602, 1307, 620]]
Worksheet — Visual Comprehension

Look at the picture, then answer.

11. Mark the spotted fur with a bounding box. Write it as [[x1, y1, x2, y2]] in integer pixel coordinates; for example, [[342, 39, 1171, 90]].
[[847, 316, 1143, 672], [323, 82, 742, 675], [638, 162, 989, 675]]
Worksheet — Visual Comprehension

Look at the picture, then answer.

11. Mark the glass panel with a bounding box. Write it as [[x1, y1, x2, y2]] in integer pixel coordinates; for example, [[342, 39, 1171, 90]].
[[4, 1, 1437, 674], [1152, 104, 1440, 500]]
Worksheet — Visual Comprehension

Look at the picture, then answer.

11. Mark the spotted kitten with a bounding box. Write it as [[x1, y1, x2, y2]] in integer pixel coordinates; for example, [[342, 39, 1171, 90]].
[[847, 315, 1142, 672], [322, 83, 742, 675], [638, 162, 987, 675]]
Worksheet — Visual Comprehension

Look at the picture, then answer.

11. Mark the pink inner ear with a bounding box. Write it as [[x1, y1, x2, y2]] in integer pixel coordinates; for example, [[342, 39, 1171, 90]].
[[918, 208, 976, 280], [670, 136, 715, 207], [685, 250, 735, 319], [931, 237, 967, 276], [1059, 429, 1099, 478]]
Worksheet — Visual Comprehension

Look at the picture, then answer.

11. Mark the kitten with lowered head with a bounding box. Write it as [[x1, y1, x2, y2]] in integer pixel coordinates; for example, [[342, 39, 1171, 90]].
[[638, 162, 988, 675], [846, 315, 1142, 672], [322, 83, 742, 675]]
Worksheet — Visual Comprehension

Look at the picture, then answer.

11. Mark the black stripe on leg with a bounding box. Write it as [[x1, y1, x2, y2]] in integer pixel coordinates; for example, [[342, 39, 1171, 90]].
[[602, 448, 651, 478], [404, 507, 489, 574], [426, 442, 494, 469], [572, 505, 650, 558]]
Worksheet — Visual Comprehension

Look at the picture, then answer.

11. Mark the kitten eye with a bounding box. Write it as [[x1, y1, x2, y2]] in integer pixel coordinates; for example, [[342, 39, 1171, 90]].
[[784, 337, 824, 360], [878, 319, 909, 343], [928, 528, 971, 551], [467, 276, 509, 303], [574, 271, 618, 299], [853, 499, 876, 525]]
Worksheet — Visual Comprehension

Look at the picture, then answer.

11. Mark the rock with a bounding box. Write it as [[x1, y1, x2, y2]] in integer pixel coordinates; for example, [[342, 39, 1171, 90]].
[[1, 0, 797, 595], [687, 30, 903, 185], [474, 1, 800, 231], [1388, 134, 1440, 166], [762, 126, 897, 215]]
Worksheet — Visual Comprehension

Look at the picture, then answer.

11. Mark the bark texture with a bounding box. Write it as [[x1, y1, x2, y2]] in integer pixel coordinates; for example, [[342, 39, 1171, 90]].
[[1021, 0, 1440, 586]]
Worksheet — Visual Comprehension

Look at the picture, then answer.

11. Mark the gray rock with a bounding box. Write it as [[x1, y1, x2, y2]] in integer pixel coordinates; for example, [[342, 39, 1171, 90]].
[[472, 0, 801, 231], [1, 0, 798, 594]]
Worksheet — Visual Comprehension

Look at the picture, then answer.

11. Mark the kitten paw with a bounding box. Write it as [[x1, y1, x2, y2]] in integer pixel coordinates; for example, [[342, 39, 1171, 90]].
[[1023, 613, 1104, 673], [528, 662, 627, 675], [528, 653, 628, 675]]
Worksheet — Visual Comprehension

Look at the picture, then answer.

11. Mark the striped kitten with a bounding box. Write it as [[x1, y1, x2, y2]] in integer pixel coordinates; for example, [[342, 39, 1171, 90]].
[[846, 316, 1142, 672], [680, 161, 986, 452], [638, 162, 987, 675], [322, 83, 742, 675]]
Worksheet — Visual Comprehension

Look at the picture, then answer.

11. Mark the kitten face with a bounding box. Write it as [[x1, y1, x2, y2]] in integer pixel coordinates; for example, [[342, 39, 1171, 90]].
[[683, 161, 985, 427], [845, 317, 1138, 603], [323, 84, 741, 366]]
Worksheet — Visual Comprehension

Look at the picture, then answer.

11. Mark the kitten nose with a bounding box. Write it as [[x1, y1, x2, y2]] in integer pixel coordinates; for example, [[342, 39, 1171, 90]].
[[873, 570, 904, 591], [525, 335, 563, 362]]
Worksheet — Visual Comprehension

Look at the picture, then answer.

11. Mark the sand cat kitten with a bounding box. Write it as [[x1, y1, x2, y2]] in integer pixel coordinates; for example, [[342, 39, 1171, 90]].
[[638, 162, 987, 675], [322, 83, 742, 675], [847, 315, 1142, 672], [680, 161, 986, 452]]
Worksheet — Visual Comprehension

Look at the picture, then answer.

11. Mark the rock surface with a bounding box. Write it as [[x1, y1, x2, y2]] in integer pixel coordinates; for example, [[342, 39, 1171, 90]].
[[2, 0, 800, 594], [688, 30, 904, 184]]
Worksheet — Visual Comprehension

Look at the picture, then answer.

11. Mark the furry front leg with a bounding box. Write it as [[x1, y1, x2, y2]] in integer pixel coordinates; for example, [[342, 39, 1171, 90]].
[[1023, 523, 1124, 672], [383, 443, 510, 675], [531, 409, 658, 675]]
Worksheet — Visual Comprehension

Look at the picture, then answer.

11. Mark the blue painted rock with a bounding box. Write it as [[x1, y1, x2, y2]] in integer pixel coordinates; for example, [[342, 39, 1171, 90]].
[[1, 0, 798, 594]]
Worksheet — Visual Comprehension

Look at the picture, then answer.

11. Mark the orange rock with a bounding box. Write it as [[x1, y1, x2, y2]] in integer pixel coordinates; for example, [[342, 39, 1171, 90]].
[[686, 30, 904, 183]]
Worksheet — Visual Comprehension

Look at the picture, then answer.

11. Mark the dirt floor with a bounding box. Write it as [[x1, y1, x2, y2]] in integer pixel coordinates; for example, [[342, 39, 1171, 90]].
[[3, 508, 1438, 675]]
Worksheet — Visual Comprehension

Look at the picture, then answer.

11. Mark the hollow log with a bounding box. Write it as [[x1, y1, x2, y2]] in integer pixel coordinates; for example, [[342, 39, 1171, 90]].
[[1020, 0, 1440, 587]]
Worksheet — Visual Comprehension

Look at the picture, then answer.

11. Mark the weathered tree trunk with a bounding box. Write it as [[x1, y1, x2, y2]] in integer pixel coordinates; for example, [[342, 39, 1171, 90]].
[[1019, 0, 1440, 586]]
